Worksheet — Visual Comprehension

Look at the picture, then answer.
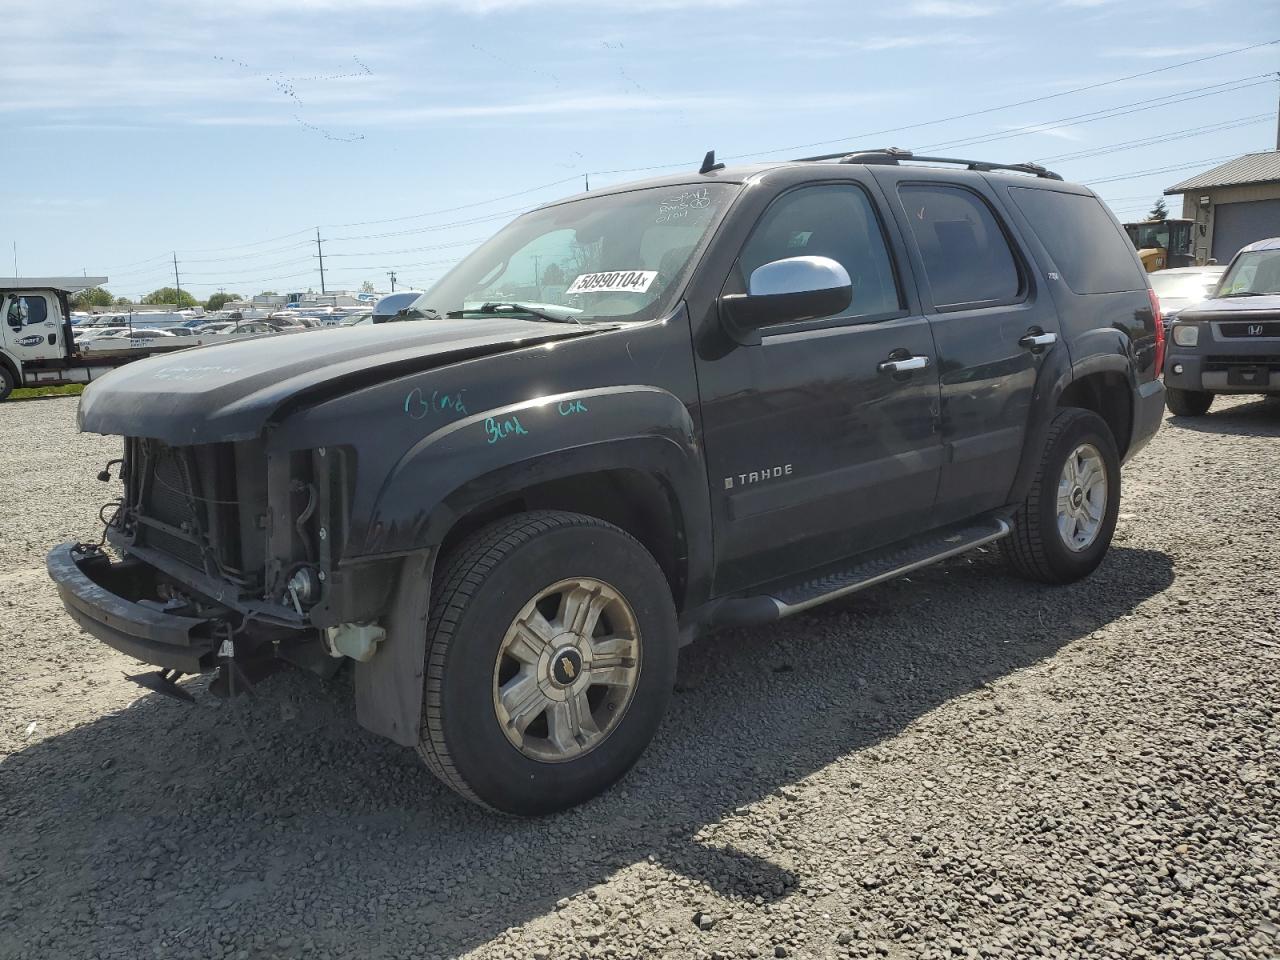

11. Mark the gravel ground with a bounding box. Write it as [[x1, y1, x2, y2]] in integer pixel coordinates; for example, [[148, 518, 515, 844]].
[[1, 395, 1277, 960]]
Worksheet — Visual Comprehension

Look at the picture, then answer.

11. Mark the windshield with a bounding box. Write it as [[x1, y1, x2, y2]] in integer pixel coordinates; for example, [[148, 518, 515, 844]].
[[408, 183, 737, 322], [1149, 271, 1221, 301], [1219, 249, 1280, 296]]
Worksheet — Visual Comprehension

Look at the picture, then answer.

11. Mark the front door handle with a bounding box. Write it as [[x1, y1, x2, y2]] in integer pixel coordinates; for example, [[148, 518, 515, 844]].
[[878, 355, 931, 374], [1019, 331, 1057, 349]]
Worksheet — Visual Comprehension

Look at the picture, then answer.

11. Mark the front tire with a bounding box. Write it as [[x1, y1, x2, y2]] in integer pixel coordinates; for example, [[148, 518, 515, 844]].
[[418, 511, 678, 815], [0, 365, 14, 402], [1165, 387, 1213, 417], [1003, 408, 1121, 585]]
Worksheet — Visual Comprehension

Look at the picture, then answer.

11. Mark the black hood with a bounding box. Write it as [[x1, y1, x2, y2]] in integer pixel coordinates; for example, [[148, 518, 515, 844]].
[[78, 319, 598, 445]]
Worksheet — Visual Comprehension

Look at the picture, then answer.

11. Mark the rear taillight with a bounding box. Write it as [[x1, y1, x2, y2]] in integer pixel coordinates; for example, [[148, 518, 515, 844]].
[[1148, 287, 1165, 375]]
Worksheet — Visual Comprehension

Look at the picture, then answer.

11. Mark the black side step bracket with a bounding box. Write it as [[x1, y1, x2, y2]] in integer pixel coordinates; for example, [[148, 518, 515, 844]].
[[711, 518, 1011, 625]]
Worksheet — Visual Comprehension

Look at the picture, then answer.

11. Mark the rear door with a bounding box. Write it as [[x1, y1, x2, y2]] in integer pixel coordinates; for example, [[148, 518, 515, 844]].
[[873, 169, 1062, 524]]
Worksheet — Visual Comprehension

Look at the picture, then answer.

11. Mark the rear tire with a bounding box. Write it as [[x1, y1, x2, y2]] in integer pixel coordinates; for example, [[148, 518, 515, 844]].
[[1165, 387, 1213, 417], [0, 365, 14, 402], [417, 510, 678, 815], [1003, 408, 1120, 585]]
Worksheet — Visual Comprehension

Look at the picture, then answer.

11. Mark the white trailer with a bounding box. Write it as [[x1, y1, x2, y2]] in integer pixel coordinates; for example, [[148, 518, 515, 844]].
[[0, 278, 201, 401]]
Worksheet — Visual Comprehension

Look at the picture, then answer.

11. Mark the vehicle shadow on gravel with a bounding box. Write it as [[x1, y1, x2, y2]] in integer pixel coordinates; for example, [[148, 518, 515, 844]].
[[1163, 396, 1280, 435], [1, 546, 1173, 959]]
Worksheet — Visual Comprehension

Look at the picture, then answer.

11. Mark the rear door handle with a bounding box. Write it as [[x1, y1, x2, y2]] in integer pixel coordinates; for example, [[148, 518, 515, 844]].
[[1019, 332, 1057, 349], [878, 355, 931, 374]]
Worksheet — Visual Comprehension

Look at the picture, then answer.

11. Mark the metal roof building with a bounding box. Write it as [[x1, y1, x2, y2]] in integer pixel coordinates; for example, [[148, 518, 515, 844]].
[[1164, 150, 1280, 264]]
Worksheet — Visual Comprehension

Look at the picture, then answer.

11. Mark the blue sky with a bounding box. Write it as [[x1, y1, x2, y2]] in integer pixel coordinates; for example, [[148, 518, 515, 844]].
[[4, 0, 1277, 300]]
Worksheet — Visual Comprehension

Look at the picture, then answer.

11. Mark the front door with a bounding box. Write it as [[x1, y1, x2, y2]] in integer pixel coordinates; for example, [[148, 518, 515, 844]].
[[694, 180, 944, 595], [2, 291, 63, 364], [874, 171, 1061, 524]]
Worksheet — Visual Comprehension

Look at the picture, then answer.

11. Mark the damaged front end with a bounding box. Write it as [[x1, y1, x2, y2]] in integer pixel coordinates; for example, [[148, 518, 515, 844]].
[[48, 437, 397, 694]]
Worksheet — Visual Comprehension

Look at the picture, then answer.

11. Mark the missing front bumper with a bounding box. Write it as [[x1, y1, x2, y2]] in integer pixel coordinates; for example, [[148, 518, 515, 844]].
[[46, 543, 221, 673]]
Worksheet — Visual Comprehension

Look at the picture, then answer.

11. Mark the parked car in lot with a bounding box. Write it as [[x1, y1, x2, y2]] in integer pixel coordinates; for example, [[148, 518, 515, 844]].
[[340, 311, 373, 326], [198, 320, 285, 337], [72, 326, 129, 343], [1149, 265, 1227, 327], [78, 328, 182, 353], [1163, 236, 1280, 416], [49, 149, 1164, 814]]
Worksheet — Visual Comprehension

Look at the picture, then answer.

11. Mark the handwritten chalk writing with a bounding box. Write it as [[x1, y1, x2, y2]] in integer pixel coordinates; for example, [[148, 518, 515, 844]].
[[404, 387, 468, 421], [558, 399, 588, 416], [657, 187, 712, 223], [566, 271, 656, 295], [485, 415, 528, 444]]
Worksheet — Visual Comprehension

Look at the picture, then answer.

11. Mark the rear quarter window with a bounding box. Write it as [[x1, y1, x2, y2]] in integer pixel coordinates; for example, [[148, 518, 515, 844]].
[[1009, 187, 1141, 295]]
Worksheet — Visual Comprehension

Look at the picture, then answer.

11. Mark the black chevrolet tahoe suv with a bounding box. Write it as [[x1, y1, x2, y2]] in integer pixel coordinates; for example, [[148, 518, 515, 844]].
[[49, 149, 1165, 814]]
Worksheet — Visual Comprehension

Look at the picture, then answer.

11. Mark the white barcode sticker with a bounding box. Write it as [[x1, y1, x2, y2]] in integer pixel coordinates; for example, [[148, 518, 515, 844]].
[[565, 270, 657, 295]]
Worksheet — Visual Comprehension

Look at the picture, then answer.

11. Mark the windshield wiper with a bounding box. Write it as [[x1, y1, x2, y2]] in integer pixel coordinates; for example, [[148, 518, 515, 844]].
[[1220, 291, 1270, 298], [450, 302, 583, 326]]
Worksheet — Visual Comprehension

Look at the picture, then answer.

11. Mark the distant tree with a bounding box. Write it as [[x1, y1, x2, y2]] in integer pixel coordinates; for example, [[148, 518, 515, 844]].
[[1147, 197, 1169, 221], [205, 292, 242, 311], [141, 287, 198, 308], [71, 286, 114, 309], [360, 280, 376, 294], [541, 263, 565, 287], [113, 296, 133, 306]]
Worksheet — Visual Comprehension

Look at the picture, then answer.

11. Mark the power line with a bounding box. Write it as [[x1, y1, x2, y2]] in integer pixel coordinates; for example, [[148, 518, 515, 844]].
[[725, 39, 1280, 162], [326, 206, 535, 243], [178, 241, 315, 264], [320, 176, 582, 229], [320, 236, 488, 258], [1036, 113, 1272, 163], [1086, 153, 1240, 185], [179, 256, 315, 277], [919, 75, 1276, 153], [102, 41, 1276, 269], [93, 40, 1278, 289]]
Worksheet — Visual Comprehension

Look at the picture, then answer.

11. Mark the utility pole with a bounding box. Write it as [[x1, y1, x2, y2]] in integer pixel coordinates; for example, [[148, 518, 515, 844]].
[[315, 228, 327, 295], [11, 242, 17, 277], [387, 270, 397, 292], [172, 252, 182, 304], [584, 173, 590, 192], [1275, 72, 1280, 150]]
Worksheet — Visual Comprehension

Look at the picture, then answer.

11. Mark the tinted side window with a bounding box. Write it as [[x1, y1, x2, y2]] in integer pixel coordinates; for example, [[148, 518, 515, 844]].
[[1009, 187, 1142, 295], [897, 184, 1021, 308], [736, 184, 902, 320]]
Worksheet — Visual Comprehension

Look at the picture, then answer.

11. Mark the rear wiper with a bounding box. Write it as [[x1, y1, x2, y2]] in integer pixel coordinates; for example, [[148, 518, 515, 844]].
[[1220, 291, 1269, 298], [450, 302, 583, 326]]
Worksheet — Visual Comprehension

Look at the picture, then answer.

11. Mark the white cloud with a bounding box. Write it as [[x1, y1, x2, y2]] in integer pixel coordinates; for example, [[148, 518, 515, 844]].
[[852, 33, 987, 51], [897, 1, 1000, 17], [1000, 122, 1083, 141], [192, 93, 743, 126]]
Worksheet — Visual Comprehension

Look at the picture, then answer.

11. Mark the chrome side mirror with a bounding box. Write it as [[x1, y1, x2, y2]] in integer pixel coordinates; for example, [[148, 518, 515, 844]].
[[720, 256, 853, 338]]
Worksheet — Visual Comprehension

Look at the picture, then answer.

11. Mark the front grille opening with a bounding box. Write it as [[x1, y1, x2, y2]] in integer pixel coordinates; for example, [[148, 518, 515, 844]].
[[1204, 354, 1280, 371], [128, 439, 261, 582]]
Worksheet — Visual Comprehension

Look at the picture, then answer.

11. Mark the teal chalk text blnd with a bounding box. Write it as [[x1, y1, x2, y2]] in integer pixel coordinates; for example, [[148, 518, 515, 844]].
[[485, 415, 529, 444]]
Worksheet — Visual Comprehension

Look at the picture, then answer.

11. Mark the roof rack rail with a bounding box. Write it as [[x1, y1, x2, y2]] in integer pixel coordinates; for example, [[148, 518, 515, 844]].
[[793, 147, 1063, 181]]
